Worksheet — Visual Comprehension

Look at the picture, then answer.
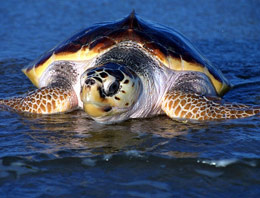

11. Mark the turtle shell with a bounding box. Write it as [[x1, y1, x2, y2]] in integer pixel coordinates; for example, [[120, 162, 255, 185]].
[[23, 11, 231, 96]]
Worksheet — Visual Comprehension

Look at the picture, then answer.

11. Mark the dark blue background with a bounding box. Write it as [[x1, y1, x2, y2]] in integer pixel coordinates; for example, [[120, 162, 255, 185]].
[[0, 0, 259, 197]]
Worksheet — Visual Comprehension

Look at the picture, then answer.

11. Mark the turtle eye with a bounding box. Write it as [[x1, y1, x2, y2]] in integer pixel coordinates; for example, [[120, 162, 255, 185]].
[[106, 81, 119, 96]]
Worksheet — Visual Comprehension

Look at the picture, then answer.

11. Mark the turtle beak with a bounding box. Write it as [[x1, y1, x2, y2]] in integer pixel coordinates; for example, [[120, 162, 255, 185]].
[[80, 78, 114, 118], [81, 78, 104, 104]]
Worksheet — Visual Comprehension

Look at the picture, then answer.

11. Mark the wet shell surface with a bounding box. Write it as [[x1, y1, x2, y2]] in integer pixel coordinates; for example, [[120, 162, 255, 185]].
[[23, 11, 231, 96]]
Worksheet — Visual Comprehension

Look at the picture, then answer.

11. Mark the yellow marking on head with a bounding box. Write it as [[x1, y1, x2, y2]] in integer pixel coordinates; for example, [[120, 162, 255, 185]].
[[81, 83, 114, 107], [83, 103, 110, 118]]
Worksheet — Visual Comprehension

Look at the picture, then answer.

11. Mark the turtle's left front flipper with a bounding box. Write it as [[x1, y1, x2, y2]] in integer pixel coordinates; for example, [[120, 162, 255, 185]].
[[0, 87, 78, 114], [161, 90, 260, 121]]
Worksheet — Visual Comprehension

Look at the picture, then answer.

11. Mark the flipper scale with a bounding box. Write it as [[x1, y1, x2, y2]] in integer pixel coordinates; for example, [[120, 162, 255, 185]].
[[161, 91, 260, 121], [0, 87, 78, 114]]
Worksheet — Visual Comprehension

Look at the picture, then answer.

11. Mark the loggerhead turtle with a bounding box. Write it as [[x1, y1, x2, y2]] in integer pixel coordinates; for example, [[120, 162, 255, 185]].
[[0, 12, 259, 124]]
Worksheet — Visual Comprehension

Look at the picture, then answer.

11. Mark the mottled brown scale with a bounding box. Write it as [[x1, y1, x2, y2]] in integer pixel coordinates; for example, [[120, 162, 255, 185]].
[[216, 114, 222, 119], [179, 95, 185, 100], [180, 110, 187, 117], [168, 101, 173, 109], [53, 94, 58, 99], [173, 99, 180, 107], [47, 103, 52, 112], [192, 108, 199, 114], [220, 110, 225, 115], [42, 99, 46, 105], [230, 110, 236, 114], [52, 101, 56, 109], [175, 106, 181, 115], [238, 110, 244, 114], [180, 100, 186, 107], [247, 110, 253, 114], [40, 104, 46, 112], [186, 112, 192, 118], [37, 94, 42, 99]]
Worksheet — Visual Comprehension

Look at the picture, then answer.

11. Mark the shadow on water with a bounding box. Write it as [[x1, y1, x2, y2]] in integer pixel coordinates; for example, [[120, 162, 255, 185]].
[[17, 111, 205, 159], [12, 109, 259, 161]]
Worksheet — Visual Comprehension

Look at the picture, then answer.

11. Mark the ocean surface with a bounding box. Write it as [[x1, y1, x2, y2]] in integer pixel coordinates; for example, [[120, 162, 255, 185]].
[[0, 0, 260, 197]]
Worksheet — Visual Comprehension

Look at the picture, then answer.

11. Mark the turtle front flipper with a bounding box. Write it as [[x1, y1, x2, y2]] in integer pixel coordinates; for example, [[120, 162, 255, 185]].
[[0, 87, 78, 114], [161, 90, 260, 121]]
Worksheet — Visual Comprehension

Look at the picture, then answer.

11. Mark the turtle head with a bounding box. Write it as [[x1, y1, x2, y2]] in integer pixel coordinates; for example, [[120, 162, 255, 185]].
[[80, 63, 142, 123]]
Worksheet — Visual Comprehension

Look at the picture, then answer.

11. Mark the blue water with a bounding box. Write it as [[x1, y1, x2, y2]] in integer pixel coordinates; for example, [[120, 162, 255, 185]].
[[0, 0, 260, 197]]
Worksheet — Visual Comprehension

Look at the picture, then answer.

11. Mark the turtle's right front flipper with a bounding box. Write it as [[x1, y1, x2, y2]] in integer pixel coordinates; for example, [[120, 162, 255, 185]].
[[0, 87, 78, 114]]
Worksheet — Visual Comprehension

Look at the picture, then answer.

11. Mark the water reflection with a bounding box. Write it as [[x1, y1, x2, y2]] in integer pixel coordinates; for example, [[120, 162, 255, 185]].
[[18, 111, 206, 159]]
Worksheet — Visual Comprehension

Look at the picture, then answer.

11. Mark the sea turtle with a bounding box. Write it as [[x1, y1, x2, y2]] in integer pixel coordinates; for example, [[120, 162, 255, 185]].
[[0, 12, 259, 123]]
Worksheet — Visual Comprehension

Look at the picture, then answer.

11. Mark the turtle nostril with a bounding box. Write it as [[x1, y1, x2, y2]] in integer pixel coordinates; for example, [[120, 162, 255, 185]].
[[85, 79, 95, 85]]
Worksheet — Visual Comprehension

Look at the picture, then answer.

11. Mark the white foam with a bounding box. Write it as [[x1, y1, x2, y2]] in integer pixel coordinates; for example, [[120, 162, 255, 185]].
[[197, 158, 258, 167], [125, 150, 143, 158], [197, 159, 238, 167], [103, 154, 113, 161]]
